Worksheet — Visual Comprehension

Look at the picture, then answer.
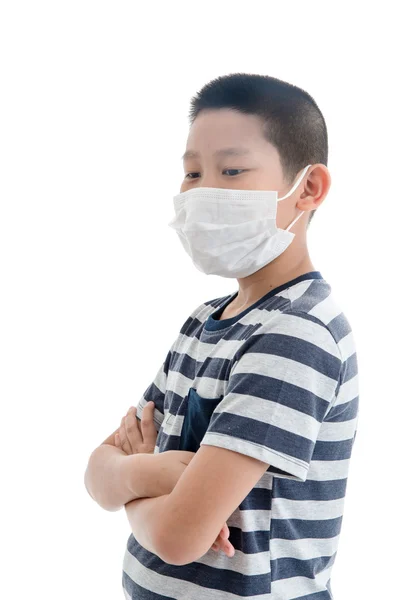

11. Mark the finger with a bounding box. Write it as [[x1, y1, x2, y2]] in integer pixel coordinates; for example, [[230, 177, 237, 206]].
[[220, 538, 235, 557], [140, 402, 158, 446], [215, 532, 235, 557], [219, 523, 229, 540], [119, 416, 133, 454], [211, 539, 233, 556], [124, 407, 143, 451]]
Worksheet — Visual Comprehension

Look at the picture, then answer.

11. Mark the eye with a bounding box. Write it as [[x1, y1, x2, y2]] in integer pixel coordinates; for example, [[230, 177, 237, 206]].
[[184, 169, 247, 180], [224, 169, 247, 177]]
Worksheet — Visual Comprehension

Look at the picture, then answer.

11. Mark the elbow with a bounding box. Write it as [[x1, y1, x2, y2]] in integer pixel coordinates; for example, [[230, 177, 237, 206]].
[[154, 525, 184, 566], [84, 465, 122, 513], [155, 526, 204, 566], [153, 527, 179, 565]]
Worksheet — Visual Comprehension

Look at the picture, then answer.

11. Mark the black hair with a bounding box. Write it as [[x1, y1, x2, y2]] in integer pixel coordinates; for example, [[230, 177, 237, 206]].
[[187, 72, 328, 227]]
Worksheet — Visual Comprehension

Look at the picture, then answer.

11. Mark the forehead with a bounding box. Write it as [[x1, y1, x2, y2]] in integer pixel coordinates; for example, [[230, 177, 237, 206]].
[[182, 109, 269, 161]]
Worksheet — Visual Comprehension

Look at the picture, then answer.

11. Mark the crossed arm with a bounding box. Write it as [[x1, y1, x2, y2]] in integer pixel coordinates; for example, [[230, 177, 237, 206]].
[[84, 444, 198, 561], [85, 442, 267, 565], [85, 410, 268, 566]]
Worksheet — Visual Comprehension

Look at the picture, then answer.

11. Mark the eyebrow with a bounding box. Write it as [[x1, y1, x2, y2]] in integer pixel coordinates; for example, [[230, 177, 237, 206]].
[[181, 147, 252, 161]]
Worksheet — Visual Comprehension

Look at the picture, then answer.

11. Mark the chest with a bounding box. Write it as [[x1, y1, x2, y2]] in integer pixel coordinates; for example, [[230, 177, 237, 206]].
[[157, 330, 241, 453]]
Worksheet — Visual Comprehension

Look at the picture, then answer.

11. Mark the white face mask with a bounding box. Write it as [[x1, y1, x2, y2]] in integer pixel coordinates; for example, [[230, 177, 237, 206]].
[[168, 164, 312, 278]]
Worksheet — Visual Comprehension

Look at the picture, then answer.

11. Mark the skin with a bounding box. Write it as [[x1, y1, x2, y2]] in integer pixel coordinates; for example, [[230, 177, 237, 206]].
[[180, 108, 331, 314], [116, 404, 234, 556]]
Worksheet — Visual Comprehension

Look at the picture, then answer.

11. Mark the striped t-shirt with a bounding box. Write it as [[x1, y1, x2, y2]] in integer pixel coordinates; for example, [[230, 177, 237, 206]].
[[122, 271, 359, 600]]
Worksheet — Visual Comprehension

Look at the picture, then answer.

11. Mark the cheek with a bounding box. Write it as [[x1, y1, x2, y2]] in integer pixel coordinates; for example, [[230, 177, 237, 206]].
[[275, 204, 293, 230]]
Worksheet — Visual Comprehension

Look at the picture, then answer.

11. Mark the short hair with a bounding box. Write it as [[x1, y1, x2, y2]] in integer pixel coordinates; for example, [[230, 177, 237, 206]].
[[187, 72, 328, 227]]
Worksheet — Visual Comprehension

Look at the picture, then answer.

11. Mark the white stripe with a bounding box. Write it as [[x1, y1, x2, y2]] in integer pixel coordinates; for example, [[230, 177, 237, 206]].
[[123, 547, 273, 600], [318, 416, 358, 441], [215, 389, 322, 441], [284, 278, 316, 302], [272, 570, 334, 600], [334, 373, 359, 406], [338, 330, 356, 361], [230, 352, 338, 402], [228, 507, 271, 533], [309, 292, 342, 324], [272, 534, 341, 561], [272, 496, 346, 520], [306, 458, 351, 481], [163, 368, 193, 399]]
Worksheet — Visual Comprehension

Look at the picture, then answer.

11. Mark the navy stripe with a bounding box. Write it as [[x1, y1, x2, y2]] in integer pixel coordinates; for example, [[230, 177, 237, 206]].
[[238, 487, 272, 511], [325, 396, 359, 421], [126, 535, 272, 595], [203, 294, 231, 309], [328, 311, 353, 343], [312, 438, 355, 461], [271, 553, 336, 581], [179, 314, 204, 338], [142, 383, 165, 413], [271, 516, 343, 540], [289, 279, 332, 313], [228, 526, 270, 554], [343, 352, 358, 382], [226, 371, 332, 421], [267, 464, 302, 477], [273, 478, 348, 501], [169, 350, 199, 381], [231, 332, 341, 380], [169, 351, 232, 382], [207, 415, 316, 465], [205, 294, 290, 332], [158, 431, 182, 452]]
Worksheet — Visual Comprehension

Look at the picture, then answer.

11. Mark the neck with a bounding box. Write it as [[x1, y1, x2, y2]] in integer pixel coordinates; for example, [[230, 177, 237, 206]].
[[233, 243, 315, 309]]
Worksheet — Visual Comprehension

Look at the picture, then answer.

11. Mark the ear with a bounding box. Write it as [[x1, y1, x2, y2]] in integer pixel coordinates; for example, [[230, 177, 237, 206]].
[[298, 164, 331, 213]]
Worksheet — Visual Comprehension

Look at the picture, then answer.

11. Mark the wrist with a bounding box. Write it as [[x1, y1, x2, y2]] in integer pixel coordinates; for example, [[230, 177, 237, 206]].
[[123, 453, 163, 500]]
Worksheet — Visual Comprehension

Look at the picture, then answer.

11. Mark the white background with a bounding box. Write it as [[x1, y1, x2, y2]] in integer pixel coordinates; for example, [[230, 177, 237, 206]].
[[1, 1, 399, 598]]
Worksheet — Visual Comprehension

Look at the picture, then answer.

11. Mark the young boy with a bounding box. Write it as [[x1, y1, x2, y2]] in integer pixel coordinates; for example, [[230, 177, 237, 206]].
[[87, 73, 359, 600]]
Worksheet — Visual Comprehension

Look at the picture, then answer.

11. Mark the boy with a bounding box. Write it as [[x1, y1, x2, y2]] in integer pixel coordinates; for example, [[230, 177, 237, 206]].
[[85, 73, 359, 599]]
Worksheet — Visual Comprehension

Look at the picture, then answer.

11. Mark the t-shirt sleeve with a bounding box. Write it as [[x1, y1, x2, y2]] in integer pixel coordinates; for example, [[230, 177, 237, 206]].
[[135, 352, 172, 432], [200, 312, 343, 482], [136, 301, 206, 432]]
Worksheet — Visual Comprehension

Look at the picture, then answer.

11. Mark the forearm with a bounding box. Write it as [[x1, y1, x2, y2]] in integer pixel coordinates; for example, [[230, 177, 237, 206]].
[[124, 494, 171, 561], [85, 446, 194, 512], [85, 445, 159, 511]]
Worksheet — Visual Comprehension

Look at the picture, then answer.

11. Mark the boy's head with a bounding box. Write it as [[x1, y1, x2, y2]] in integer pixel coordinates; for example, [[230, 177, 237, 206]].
[[180, 73, 330, 229]]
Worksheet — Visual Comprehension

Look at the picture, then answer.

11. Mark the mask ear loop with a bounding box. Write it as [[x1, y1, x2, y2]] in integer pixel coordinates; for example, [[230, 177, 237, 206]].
[[286, 209, 305, 231], [276, 164, 312, 232]]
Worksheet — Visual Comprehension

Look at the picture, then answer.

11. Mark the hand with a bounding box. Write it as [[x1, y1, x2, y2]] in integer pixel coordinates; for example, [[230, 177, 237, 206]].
[[116, 412, 235, 557], [115, 402, 157, 455], [211, 522, 235, 557]]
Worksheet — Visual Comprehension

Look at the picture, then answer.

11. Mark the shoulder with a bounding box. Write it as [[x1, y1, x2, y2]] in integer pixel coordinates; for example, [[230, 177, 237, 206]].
[[179, 293, 232, 334]]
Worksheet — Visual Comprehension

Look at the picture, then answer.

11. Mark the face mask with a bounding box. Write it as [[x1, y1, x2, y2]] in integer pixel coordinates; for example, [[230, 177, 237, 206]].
[[168, 163, 312, 278]]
